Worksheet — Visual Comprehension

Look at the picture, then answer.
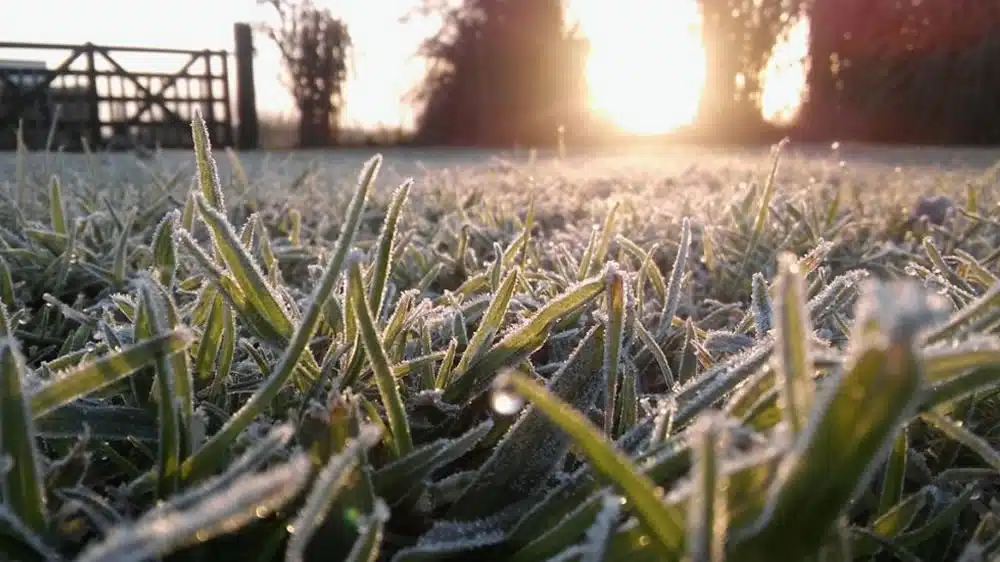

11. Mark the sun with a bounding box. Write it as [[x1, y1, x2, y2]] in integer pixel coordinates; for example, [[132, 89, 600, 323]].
[[568, 0, 706, 135], [568, 0, 811, 135]]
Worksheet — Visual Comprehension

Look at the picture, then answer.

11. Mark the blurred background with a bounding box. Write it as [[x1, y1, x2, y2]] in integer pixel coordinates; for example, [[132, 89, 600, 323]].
[[2, 0, 999, 150]]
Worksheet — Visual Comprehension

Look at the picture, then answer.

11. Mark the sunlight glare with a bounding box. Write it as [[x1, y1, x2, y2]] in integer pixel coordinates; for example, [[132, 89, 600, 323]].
[[569, 1, 811, 134], [760, 15, 811, 125], [569, 0, 706, 135]]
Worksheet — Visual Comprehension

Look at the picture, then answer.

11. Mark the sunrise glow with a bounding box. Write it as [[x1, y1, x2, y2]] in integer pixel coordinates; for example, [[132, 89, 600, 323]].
[[569, 0, 811, 134], [760, 15, 811, 125], [569, 1, 705, 134]]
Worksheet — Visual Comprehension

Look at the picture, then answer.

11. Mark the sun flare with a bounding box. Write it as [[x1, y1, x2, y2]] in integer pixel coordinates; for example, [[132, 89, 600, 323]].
[[569, 0, 706, 135], [568, 0, 810, 135]]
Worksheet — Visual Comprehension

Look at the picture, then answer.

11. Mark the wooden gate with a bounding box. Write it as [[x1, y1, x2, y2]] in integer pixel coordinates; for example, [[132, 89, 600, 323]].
[[0, 41, 236, 151]]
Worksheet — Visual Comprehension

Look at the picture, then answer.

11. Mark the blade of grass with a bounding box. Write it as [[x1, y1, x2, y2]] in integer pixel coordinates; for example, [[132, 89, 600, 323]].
[[658, 218, 691, 338], [370, 180, 412, 319], [443, 269, 606, 404], [138, 280, 183, 498], [180, 156, 378, 482], [493, 371, 686, 557], [347, 256, 413, 457], [773, 252, 815, 435], [285, 425, 382, 562], [76, 454, 312, 562], [455, 267, 519, 374], [0, 337, 47, 533], [31, 328, 193, 418]]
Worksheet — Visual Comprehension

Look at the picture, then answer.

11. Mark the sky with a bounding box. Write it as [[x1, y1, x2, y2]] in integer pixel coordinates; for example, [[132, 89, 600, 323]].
[[1, 1, 809, 134]]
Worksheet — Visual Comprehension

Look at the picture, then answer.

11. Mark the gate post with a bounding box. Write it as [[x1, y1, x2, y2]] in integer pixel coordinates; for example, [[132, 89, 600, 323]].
[[233, 22, 259, 150]]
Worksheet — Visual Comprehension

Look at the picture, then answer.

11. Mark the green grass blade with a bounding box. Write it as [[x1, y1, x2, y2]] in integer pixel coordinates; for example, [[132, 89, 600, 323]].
[[76, 454, 312, 562], [604, 265, 627, 436], [576, 226, 599, 282], [194, 193, 293, 341], [923, 281, 1000, 345], [750, 272, 772, 338], [740, 139, 787, 276], [0, 256, 15, 309], [0, 337, 47, 533], [449, 325, 605, 520], [190, 108, 226, 211], [659, 218, 691, 338], [111, 211, 134, 286], [921, 410, 1000, 472], [49, 174, 67, 236], [508, 492, 609, 562], [635, 319, 674, 388], [182, 157, 377, 481], [138, 280, 183, 498], [373, 418, 491, 504], [876, 428, 907, 519], [285, 425, 381, 562], [343, 499, 390, 562], [444, 270, 606, 404], [455, 266, 519, 374], [347, 256, 413, 457], [687, 413, 726, 562], [733, 280, 927, 560], [151, 209, 180, 288], [370, 179, 412, 318], [31, 328, 193, 418], [194, 293, 226, 381], [773, 252, 814, 435], [493, 370, 687, 556], [587, 201, 619, 277]]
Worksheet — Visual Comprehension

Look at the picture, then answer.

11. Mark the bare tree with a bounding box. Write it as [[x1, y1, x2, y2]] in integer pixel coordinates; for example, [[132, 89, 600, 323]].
[[256, 0, 352, 147]]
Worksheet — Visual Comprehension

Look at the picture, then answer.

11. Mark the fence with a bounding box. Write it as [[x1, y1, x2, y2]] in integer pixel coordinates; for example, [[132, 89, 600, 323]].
[[0, 24, 259, 151]]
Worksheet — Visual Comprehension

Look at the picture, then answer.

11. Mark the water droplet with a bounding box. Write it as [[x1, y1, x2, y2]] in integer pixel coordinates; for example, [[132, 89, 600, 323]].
[[490, 389, 524, 416], [255, 506, 270, 518], [286, 524, 296, 534], [639, 535, 651, 547]]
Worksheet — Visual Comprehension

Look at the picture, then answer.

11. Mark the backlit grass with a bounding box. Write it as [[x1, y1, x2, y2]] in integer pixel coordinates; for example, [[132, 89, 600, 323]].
[[1, 114, 1000, 561]]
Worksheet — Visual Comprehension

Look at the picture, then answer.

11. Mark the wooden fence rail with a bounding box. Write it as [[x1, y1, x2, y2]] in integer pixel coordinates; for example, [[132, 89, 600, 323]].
[[0, 25, 259, 151]]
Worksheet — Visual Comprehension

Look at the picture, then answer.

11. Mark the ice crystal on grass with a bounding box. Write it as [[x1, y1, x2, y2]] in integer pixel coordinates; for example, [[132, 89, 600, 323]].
[[4, 118, 1000, 562]]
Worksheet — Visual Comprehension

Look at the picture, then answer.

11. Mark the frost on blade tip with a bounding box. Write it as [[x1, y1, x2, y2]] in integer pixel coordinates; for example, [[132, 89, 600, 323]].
[[190, 109, 226, 212], [806, 269, 869, 321], [345, 248, 367, 269]]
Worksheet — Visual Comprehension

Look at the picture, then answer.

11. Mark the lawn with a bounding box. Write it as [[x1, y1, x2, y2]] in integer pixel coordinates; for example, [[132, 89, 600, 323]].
[[2, 119, 1000, 562]]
